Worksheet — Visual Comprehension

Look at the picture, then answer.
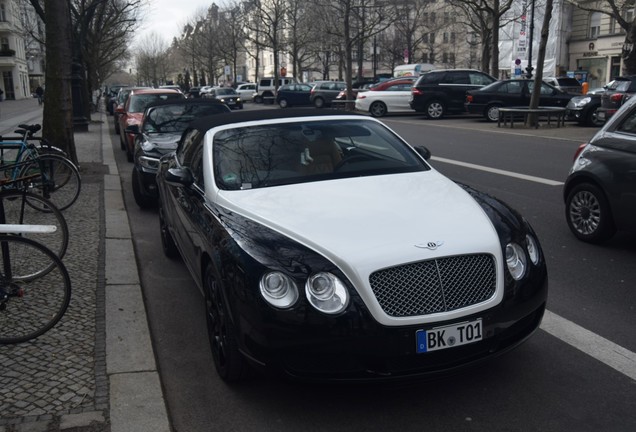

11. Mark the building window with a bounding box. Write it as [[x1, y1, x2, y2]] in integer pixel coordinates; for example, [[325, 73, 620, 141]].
[[444, 12, 449, 24], [443, 52, 448, 63], [0, 37, 9, 51], [443, 33, 448, 43], [589, 12, 601, 38], [0, 4, 6, 22], [430, 12, 436, 23], [423, 33, 428, 43], [422, 53, 428, 63], [430, 53, 435, 64], [430, 32, 435, 44], [451, 32, 456, 43], [423, 12, 428, 25]]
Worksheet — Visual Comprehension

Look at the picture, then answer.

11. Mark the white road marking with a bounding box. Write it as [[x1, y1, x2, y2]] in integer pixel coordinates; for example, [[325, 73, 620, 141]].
[[431, 156, 565, 186], [541, 310, 636, 381]]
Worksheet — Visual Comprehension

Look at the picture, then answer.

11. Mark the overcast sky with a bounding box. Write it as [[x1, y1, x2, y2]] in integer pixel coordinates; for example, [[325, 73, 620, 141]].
[[134, 0, 213, 47]]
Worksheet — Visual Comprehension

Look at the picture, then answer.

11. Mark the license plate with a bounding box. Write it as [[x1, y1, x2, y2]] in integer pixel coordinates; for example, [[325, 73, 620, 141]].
[[416, 319, 483, 353]]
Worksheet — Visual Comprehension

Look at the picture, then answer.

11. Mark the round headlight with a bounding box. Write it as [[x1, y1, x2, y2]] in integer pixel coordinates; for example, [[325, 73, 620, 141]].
[[259, 272, 298, 308], [525, 234, 540, 265], [505, 243, 527, 280], [306, 272, 349, 314]]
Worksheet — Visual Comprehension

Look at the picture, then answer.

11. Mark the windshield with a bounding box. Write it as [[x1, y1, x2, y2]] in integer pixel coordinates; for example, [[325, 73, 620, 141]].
[[215, 88, 237, 96], [129, 93, 183, 113], [213, 120, 429, 190], [143, 103, 229, 133]]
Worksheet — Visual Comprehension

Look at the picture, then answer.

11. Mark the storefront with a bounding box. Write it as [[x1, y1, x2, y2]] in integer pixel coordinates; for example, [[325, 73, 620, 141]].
[[569, 36, 625, 89]]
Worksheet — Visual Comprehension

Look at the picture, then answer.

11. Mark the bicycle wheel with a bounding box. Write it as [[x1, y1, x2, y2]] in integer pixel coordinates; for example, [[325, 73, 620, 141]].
[[0, 235, 71, 344], [0, 190, 69, 259], [21, 154, 81, 211]]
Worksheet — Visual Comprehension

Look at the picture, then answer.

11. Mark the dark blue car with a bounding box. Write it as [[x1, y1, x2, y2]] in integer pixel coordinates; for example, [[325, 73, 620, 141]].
[[276, 83, 314, 108]]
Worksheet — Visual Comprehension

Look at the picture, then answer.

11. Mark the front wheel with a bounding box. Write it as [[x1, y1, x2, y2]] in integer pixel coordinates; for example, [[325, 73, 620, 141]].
[[21, 154, 81, 211], [278, 98, 289, 108], [425, 100, 444, 119], [132, 168, 156, 209], [565, 182, 616, 243], [586, 106, 604, 127], [369, 101, 387, 117], [0, 235, 72, 344], [204, 263, 247, 382]]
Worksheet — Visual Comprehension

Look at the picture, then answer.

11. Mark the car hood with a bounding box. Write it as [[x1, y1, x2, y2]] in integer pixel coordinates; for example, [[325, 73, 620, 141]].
[[216, 170, 502, 278]]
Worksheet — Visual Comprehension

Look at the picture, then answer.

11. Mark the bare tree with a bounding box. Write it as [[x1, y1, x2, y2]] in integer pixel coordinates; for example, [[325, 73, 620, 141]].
[[135, 32, 169, 86], [314, 0, 396, 104], [567, 0, 636, 74], [216, 3, 247, 84], [449, 0, 515, 76], [27, 0, 76, 163], [244, 0, 289, 94]]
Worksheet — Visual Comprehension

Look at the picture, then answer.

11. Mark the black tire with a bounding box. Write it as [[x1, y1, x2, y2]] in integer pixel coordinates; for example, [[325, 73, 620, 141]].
[[314, 97, 325, 108], [21, 154, 81, 211], [485, 104, 502, 122], [120, 133, 126, 150], [158, 203, 179, 258], [369, 101, 387, 117], [565, 182, 616, 243], [425, 100, 444, 119], [0, 235, 71, 344], [0, 190, 69, 260], [586, 105, 604, 127], [132, 168, 156, 209], [204, 262, 247, 382], [278, 98, 289, 108], [254, 95, 263, 104]]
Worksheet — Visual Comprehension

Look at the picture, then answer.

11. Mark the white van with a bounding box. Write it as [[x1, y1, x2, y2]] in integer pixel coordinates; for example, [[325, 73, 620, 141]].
[[393, 63, 436, 78], [255, 76, 297, 103]]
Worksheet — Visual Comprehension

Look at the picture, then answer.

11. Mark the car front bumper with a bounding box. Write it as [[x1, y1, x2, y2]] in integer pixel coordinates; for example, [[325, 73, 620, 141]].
[[238, 269, 548, 382]]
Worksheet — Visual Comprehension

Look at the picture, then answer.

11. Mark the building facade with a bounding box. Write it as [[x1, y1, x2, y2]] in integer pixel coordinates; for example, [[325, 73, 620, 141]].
[[0, 0, 32, 100]]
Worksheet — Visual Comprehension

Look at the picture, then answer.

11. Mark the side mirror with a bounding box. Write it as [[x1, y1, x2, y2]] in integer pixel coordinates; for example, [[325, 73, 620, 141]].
[[125, 124, 139, 134], [164, 167, 194, 186], [414, 145, 431, 161]]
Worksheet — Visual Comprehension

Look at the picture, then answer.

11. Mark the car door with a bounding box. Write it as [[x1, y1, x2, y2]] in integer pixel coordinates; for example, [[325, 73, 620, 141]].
[[383, 82, 413, 111], [534, 82, 570, 107], [603, 109, 636, 232]]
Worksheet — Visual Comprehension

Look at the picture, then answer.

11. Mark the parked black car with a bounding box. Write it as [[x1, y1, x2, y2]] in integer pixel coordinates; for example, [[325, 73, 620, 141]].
[[276, 83, 314, 108], [185, 86, 202, 98], [203, 87, 244, 109], [410, 69, 496, 119], [564, 94, 636, 243], [597, 76, 636, 123], [105, 84, 129, 115], [128, 99, 231, 208], [465, 79, 574, 122], [310, 81, 347, 108], [565, 87, 605, 127]]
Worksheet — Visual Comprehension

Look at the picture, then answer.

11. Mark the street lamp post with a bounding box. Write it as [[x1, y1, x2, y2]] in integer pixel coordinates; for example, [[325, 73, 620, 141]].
[[526, 0, 536, 79]]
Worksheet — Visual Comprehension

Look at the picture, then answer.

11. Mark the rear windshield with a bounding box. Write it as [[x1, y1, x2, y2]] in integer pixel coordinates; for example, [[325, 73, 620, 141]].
[[607, 80, 631, 92], [556, 78, 581, 87], [129, 93, 183, 112]]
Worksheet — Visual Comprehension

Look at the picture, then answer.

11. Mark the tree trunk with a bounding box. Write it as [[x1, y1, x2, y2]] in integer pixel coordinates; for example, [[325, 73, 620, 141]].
[[43, 0, 76, 164], [526, 0, 553, 127], [622, 14, 636, 75], [491, 0, 500, 78]]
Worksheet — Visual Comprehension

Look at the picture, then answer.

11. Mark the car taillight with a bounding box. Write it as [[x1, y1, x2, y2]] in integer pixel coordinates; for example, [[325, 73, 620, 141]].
[[573, 143, 587, 161], [412, 88, 423, 96], [466, 95, 473, 103], [610, 93, 624, 103]]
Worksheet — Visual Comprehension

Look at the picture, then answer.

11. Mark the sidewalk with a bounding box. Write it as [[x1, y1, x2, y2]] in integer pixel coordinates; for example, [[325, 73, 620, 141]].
[[0, 100, 170, 432]]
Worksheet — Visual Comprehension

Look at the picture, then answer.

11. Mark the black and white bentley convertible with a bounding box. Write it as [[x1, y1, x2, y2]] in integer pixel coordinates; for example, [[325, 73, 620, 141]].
[[156, 109, 548, 382]]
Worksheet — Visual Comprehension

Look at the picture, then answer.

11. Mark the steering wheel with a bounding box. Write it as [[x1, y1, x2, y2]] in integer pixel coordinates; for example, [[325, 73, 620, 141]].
[[334, 155, 370, 171]]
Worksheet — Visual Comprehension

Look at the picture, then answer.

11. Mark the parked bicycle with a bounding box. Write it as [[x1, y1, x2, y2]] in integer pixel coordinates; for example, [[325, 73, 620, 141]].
[[0, 232, 71, 344], [0, 189, 69, 259], [0, 124, 81, 211]]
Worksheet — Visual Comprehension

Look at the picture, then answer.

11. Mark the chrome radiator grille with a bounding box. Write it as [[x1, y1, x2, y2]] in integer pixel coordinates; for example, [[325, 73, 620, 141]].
[[369, 254, 496, 317]]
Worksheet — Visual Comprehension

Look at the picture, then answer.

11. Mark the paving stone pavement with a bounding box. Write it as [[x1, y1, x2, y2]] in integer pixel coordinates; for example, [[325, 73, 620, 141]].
[[0, 100, 111, 432]]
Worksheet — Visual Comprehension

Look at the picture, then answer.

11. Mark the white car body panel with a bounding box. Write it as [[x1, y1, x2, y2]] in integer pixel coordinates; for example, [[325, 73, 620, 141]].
[[355, 88, 414, 114]]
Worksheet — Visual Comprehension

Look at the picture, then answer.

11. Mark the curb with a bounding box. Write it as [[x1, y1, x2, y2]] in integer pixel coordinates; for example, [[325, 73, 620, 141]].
[[100, 112, 171, 432]]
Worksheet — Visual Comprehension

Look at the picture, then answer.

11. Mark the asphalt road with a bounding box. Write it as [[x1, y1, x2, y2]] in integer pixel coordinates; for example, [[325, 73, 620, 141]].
[[110, 105, 636, 432]]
